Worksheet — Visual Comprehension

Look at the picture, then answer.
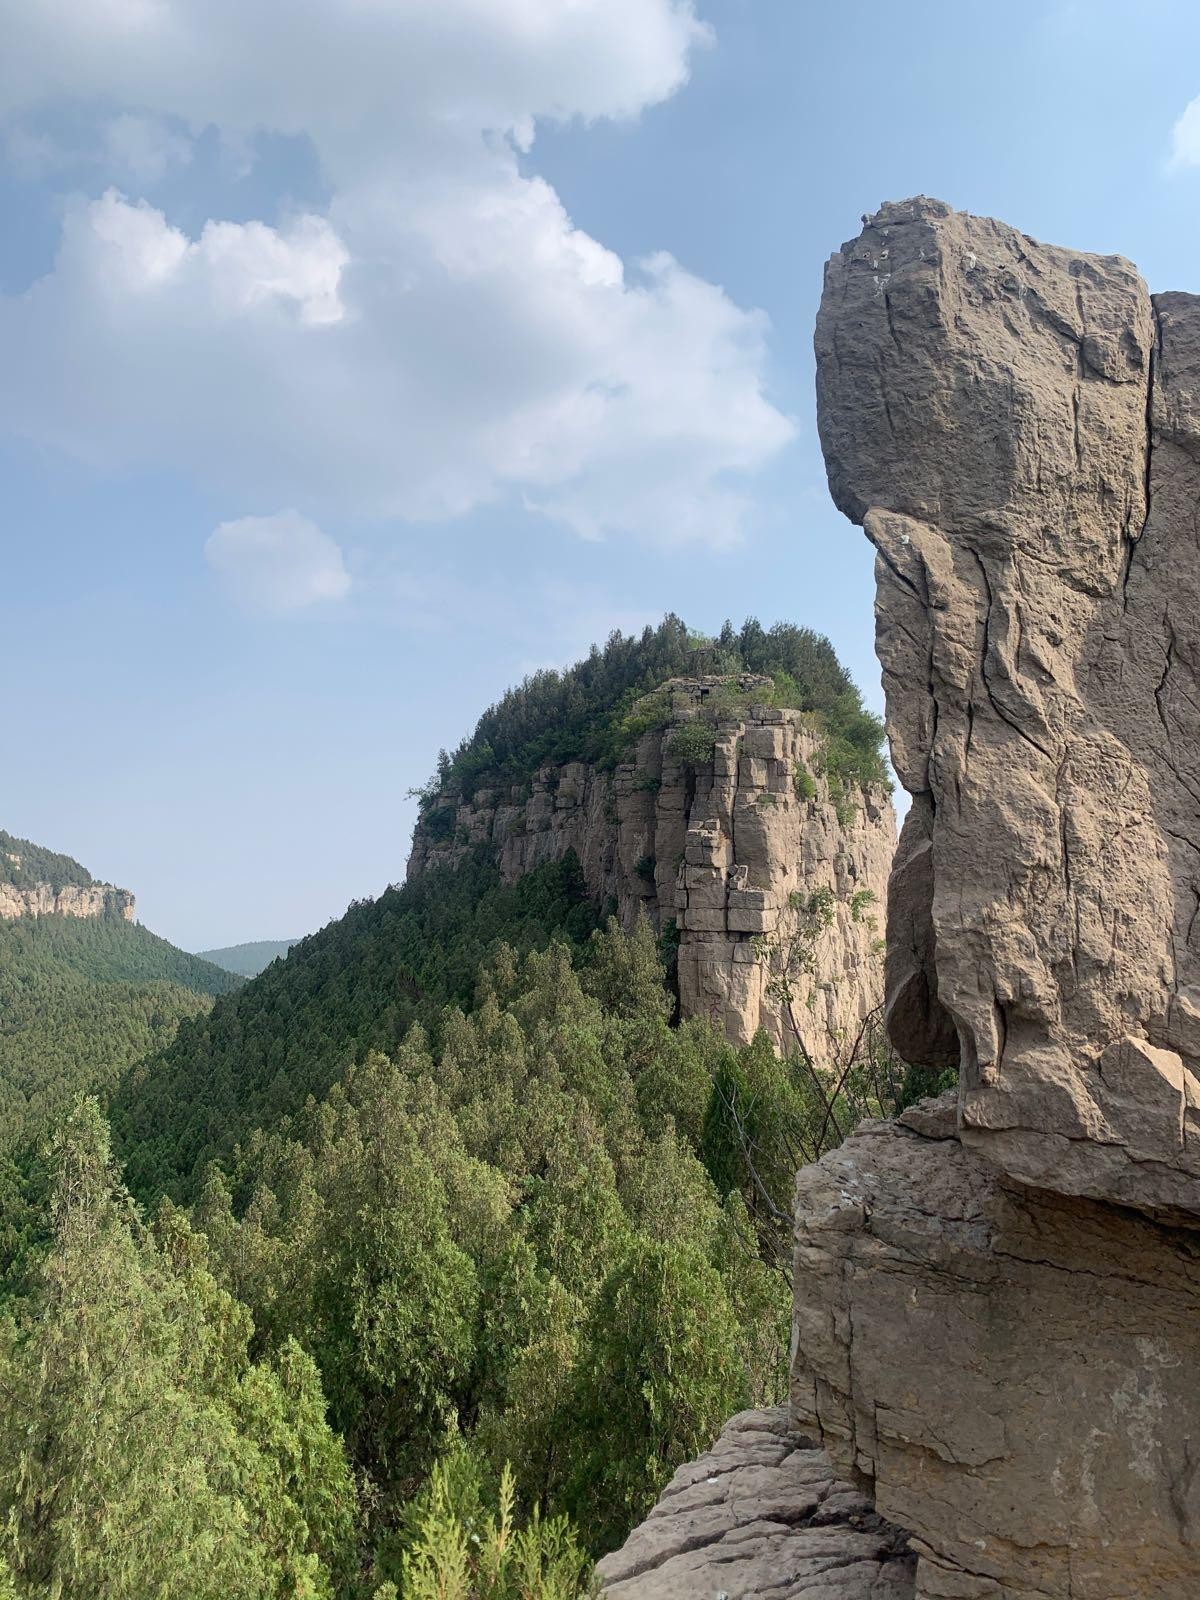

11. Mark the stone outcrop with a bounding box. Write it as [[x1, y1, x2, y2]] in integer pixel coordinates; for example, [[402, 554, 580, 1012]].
[[816, 196, 1200, 1216], [790, 1103, 1200, 1599], [784, 197, 1200, 1599], [0, 881, 135, 921], [596, 1408, 916, 1599], [408, 677, 895, 1060]]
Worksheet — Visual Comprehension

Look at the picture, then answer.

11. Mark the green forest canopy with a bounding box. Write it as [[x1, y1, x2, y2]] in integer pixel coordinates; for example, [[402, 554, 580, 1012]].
[[0, 611, 908, 1594], [417, 614, 888, 808], [98, 842, 928, 1588], [113, 851, 603, 1200], [0, 909, 239, 1150], [0, 829, 96, 892]]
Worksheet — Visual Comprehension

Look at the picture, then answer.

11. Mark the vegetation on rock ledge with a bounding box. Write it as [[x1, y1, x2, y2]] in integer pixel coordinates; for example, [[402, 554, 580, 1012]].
[[414, 615, 888, 808]]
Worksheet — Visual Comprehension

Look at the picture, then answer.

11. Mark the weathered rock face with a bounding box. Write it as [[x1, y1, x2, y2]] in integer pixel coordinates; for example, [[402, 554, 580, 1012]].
[[816, 196, 1200, 1216], [790, 1106, 1200, 1599], [408, 678, 895, 1060], [788, 196, 1200, 1600], [0, 881, 135, 921], [596, 1408, 916, 1599]]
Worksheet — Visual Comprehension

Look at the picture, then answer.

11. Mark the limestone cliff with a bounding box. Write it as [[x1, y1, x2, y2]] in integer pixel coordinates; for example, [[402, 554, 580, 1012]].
[[408, 676, 895, 1060], [790, 1102, 1200, 1600], [0, 880, 135, 922], [0, 831, 136, 923]]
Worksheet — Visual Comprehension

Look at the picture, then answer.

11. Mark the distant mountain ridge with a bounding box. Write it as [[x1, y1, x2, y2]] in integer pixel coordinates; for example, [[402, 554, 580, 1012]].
[[0, 827, 239, 1151], [196, 939, 299, 977]]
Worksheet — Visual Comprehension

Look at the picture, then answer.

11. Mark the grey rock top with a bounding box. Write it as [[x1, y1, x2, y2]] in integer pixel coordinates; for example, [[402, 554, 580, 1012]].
[[816, 196, 1200, 1216], [595, 1408, 915, 1599]]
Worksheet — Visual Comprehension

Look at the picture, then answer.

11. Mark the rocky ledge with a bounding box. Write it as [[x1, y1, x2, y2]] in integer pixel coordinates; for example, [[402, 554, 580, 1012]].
[[595, 1408, 916, 1599], [0, 881, 135, 921]]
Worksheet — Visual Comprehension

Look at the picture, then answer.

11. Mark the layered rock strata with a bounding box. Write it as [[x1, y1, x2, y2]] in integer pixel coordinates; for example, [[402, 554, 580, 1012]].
[[409, 677, 895, 1059], [0, 881, 135, 921], [595, 1408, 916, 1600], [788, 197, 1200, 1599]]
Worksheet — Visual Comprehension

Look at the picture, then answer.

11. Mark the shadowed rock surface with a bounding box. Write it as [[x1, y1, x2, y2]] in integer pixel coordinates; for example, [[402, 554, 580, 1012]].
[[595, 1408, 915, 1599], [816, 196, 1200, 1215]]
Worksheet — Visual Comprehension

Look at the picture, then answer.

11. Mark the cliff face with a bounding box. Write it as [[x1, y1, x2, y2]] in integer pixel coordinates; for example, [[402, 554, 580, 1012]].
[[408, 676, 895, 1060], [784, 198, 1200, 1600], [0, 881, 135, 922]]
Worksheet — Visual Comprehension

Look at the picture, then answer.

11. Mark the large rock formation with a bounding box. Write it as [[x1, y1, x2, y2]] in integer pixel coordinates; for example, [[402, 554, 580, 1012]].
[[0, 881, 135, 921], [596, 1408, 916, 1599], [787, 197, 1200, 1598], [408, 677, 894, 1059], [816, 196, 1200, 1215]]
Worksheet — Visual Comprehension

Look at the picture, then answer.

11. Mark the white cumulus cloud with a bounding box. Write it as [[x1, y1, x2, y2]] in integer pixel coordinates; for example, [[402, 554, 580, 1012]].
[[205, 511, 351, 614], [0, 0, 794, 550]]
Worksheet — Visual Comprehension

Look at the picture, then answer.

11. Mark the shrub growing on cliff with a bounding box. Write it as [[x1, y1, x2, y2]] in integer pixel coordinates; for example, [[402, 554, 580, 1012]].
[[664, 718, 717, 767]]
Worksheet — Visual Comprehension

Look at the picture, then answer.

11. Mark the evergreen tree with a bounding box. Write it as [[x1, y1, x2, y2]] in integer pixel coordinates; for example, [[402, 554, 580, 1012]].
[[560, 1238, 747, 1554], [0, 1101, 355, 1599]]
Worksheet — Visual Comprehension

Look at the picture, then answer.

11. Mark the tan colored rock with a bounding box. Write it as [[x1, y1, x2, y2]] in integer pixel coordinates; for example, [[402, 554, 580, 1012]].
[[596, 1407, 915, 1600], [789, 1109, 1200, 1600], [816, 197, 1200, 1215], [408, 677, 895, 1064], [0, 881, 135, 921]]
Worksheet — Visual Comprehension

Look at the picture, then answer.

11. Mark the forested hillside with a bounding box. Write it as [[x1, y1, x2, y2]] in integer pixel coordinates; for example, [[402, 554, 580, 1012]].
[[0, 899, 238, 1154], [114, 851, 602, 1198], [417, 614, 888, 811], [0, 623, 916, 1597], [0, 829, 95, 892]]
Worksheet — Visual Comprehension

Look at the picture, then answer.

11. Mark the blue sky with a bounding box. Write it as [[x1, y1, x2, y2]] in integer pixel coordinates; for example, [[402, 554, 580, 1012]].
[[5, 0, 1200, 949]]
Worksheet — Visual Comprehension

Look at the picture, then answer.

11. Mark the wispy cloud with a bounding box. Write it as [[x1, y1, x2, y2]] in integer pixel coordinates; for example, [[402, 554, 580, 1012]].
[[1168, 93, 1200, 170], [205, 510, 350, 614]]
